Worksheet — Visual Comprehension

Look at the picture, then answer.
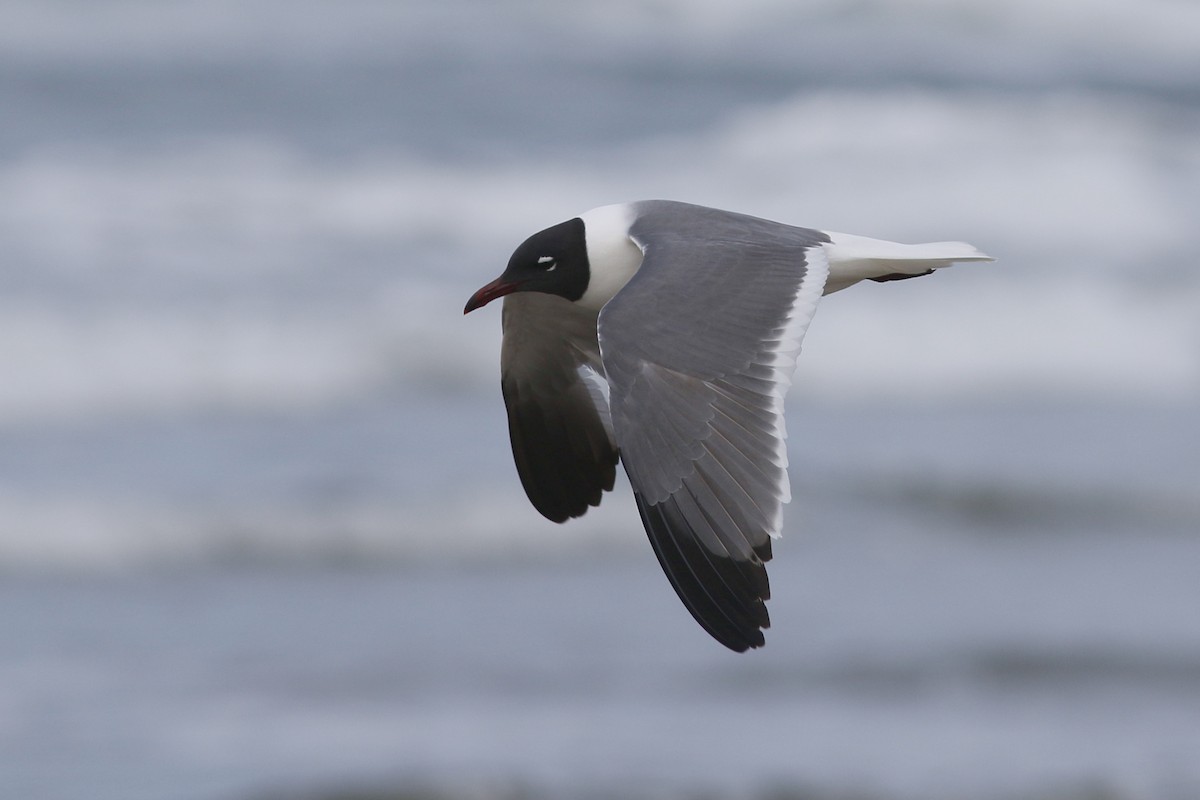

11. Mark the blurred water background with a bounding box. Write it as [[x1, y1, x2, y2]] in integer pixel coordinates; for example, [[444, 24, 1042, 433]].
[[2, 1, 1199, 798]]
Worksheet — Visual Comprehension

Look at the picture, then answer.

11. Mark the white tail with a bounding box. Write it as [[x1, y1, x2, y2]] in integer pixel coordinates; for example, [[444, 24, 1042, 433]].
[[821, 232, 994, 295]]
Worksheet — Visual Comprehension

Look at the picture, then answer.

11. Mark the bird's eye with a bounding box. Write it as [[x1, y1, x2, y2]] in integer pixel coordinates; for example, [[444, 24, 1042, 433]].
[[537, 256, 557, 271]]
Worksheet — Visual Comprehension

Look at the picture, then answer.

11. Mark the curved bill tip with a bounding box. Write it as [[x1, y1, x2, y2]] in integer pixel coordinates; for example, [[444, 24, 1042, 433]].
[[464, 277, 521, 314]]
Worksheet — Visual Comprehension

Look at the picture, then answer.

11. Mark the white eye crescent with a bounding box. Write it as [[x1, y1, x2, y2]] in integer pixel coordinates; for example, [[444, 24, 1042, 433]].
[[537, 256, 557, 271]]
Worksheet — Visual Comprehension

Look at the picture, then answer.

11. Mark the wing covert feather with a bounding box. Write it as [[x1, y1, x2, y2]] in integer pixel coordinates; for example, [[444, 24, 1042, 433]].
[[598, 201, 831, 649]]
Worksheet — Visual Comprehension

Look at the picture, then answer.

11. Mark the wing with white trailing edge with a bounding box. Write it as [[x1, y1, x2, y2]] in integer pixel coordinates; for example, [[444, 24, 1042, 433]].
[[597, 200, 830, 651]]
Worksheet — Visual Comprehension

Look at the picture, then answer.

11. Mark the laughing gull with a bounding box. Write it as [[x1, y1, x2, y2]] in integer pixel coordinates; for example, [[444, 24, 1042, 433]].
[[464, 200, 992, 651]]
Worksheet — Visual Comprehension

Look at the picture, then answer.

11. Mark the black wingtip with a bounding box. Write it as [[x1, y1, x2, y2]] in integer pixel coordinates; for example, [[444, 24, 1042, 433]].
[[634, 492, 771, 653], [504, 382, 619, 524]]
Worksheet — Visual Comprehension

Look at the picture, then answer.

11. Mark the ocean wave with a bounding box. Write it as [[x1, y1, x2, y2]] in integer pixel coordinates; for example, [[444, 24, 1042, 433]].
[[699, 639, 1200, 694], [2, 86, 1198, 424], [255, 775, 1187, 800], [4, 0, 1198, 81], [1, 279, 1193, 426], [2, 461, 1193, 572], [0, 485, 639, 571], [819, 469, 1200, 534]]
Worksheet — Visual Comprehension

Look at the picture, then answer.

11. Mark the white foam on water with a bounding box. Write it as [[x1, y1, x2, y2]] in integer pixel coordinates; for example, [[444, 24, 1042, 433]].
[[5, 86, 1197, 427], [800, 276, 1200, 401], [3, 400, 1196, 572], [629, 90, 1199, 271], [0, 484, 639, 571]]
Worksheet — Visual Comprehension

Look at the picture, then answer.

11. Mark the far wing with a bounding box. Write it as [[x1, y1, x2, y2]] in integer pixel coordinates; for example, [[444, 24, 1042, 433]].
[[597, 201, 830, 651], [502, 292, 618, 523]]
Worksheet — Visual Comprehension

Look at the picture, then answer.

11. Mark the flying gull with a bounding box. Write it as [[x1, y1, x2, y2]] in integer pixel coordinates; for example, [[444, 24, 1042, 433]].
[[464, 200, 992, 652]]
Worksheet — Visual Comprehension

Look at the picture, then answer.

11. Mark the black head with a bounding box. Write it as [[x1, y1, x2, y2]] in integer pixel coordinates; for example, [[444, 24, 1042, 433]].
[[464, 217, 590, 313]]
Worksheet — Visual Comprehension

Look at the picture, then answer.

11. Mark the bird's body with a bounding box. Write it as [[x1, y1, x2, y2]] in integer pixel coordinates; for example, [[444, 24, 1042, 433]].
[[465, 200, 992, 651]]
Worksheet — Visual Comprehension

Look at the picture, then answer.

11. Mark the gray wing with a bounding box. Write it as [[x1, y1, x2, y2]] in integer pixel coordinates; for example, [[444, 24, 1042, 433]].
[[501, 292, 618, 523], [598, 201, 830, 651]]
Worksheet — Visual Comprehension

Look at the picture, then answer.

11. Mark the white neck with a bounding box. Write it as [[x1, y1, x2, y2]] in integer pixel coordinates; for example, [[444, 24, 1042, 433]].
[[576, 203, 644, 311]]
